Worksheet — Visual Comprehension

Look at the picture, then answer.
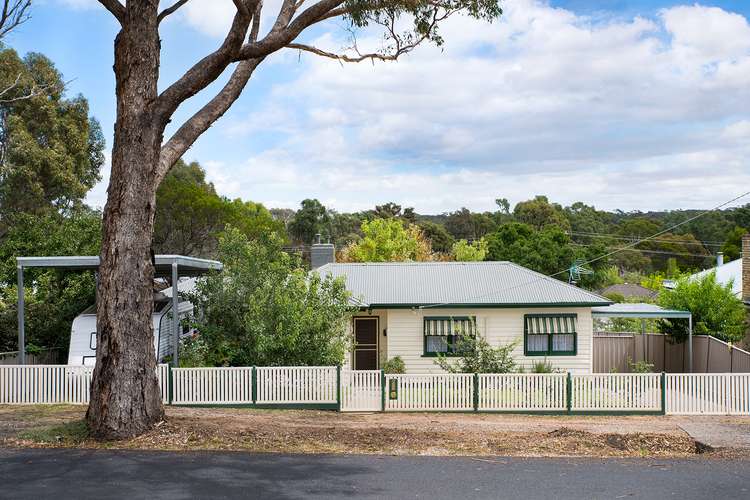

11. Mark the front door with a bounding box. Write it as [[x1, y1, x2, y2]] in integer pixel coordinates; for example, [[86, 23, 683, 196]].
[[353, 317, 378, 370]]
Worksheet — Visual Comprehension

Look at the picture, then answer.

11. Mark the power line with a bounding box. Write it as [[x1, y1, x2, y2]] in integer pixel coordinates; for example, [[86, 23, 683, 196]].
[[419, 189, 750, 309], [570, 243, 712, 259]]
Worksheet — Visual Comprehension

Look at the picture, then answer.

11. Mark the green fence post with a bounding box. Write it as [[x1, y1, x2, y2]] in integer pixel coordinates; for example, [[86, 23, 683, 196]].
[[566, 372, 572, 415], [252, 366, 257, 405], [167, 365, 173, 405], [661, 372, 666, 415], [336, 365, 341, 412], [381, 370, 386, 412], [473, 373, 479, 411]]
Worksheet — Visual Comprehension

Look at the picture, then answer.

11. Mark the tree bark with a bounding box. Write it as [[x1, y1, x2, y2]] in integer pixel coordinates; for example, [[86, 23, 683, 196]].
[[86, 3, 165, 439]]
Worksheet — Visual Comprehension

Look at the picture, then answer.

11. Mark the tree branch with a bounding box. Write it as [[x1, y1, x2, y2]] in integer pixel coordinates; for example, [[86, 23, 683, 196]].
[[157, 0, 191, 23], [0, 0, 31, 39], [154, 0, 258, 125], [97, 0, 125, 24], [156, 3, 265, 181], [286, 43, 402, 62]]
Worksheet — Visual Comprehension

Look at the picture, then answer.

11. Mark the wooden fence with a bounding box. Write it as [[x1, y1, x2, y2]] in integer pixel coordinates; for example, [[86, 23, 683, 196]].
[[594, 334, 750, 373], [0, 364, 169, 405], [2, 365, 750, 415], [477, 373, 567, 412], [0, 349, 63, 366]]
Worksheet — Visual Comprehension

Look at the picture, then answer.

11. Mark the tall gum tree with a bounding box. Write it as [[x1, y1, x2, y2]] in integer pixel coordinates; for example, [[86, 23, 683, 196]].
[[89, 0, 502, 439]]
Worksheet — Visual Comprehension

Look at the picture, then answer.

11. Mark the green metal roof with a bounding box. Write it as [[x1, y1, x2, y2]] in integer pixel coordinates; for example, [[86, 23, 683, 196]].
[[316, 262, 611, 309]]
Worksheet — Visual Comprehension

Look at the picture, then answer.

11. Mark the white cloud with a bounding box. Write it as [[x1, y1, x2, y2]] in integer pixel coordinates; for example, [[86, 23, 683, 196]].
[[90, 1, 750, 213]]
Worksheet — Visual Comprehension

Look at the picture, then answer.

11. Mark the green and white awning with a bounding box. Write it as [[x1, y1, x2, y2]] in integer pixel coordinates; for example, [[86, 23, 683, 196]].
[[525, 315, 577, 335], [424, 317, 475, 336]]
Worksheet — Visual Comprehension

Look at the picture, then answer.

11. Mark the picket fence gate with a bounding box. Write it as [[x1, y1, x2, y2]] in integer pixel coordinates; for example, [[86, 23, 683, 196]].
[[1, 365, 750, 415]]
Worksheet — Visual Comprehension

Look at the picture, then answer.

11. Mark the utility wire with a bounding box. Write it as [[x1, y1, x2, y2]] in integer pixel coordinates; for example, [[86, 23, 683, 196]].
[[567, 231, 725, 248], [419, 189, 750, 310]]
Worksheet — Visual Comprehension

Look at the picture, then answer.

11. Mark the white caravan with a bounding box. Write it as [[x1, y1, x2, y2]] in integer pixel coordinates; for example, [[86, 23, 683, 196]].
[[67, 279, 197, 366]]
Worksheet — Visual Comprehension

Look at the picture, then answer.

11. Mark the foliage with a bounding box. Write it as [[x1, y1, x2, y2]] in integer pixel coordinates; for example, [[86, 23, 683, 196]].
[[339, 218, 433, 262], [382, 356, 406, 374], [485, 222, 576, 275], [435, 335, 518, 374], [418, 221, 454, 254], [186, 227, 354, 366], [0, 208, 101, 352], [444, 208, 497, 240], [627, 357, 654, 373], [513, 196, 571, 231], [530, 359, 556, 373], [0, 49, 104, 218], [288, 199, 331, 245], [178, 334, 210, 368], [153, 160, 283, 257], [451, 238, 488, 261], [721, 226, 747, 261], [657, 273, 748, 343]]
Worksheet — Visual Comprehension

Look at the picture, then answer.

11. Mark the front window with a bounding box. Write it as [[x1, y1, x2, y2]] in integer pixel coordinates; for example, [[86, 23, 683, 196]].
[[524, 314, 577, 356], [423, 316, 475, 356]]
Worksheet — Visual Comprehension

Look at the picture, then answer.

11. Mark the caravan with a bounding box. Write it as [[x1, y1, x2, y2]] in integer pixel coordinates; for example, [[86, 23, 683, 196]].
[[67, 279, 196, 366]]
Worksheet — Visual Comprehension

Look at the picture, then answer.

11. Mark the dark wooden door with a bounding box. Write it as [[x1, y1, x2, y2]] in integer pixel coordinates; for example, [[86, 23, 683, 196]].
[[353, 318, 378, 370]]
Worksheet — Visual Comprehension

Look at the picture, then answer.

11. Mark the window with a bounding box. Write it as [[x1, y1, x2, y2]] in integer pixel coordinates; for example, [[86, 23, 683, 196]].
[[423, 316, 475, 356], [89, 332, 97, 350], [524, 314, 577, 356]]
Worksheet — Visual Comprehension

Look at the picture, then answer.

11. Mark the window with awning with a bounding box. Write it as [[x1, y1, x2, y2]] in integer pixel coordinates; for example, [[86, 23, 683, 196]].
[[524, 314, 577, 356], [423, 316, 476, 356]]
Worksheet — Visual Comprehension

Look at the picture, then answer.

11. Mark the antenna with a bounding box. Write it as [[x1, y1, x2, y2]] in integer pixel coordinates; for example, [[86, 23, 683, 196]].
[[568, 258, 594, 285]]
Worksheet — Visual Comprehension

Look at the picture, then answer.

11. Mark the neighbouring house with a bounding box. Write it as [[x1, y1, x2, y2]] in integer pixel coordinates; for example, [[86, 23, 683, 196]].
[[312, 243, 611, 374], [599, 283, 658, 302], [682, 234, 750, 345]]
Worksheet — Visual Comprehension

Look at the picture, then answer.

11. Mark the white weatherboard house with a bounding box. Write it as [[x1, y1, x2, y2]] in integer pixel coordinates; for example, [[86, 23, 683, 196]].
[[312, 243, 612, 374]]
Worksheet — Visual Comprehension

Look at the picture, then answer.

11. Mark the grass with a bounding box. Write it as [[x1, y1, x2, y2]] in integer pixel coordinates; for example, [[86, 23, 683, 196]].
[[18, 420, 90, 445]]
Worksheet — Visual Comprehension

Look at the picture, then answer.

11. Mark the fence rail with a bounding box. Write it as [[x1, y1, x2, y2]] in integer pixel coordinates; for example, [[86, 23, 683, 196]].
[[478, 373, 567, 411], [2, 365, 750, 416], [571, 373, 662, 413], [384, 374, 473, 411]]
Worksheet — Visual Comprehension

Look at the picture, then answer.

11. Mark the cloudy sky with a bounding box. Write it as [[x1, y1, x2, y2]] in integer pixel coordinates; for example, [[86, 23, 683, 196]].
[[9, 0, 750, 213]]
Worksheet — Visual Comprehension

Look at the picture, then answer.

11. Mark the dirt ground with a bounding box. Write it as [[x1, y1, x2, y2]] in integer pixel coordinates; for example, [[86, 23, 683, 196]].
[[2, 405, 749, 458]]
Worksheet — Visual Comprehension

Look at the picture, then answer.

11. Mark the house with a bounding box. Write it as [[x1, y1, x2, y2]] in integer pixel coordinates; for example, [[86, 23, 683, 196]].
[[312, 242, 611, 374]]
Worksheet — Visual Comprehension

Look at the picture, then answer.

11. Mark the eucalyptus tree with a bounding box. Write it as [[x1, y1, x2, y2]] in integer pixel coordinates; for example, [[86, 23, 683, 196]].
[[89, 0, 503, 438]]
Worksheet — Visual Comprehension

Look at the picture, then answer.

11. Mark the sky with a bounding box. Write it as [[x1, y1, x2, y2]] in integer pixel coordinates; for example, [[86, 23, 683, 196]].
[[6, 0, 750, 214]]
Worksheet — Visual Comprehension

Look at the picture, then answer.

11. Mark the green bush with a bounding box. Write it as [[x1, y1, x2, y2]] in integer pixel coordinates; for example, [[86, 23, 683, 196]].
[[658, 272, 747, 343], [382, 356, 406, 374], [627, 357, 654, 373], [530, 359, 556, 373], [434, 335, 517, 374]]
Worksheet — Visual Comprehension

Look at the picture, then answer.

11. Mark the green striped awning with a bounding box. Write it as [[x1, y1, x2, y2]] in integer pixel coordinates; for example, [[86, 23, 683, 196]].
[[424, 317, 475, 336], [525, 315, 577, 335]]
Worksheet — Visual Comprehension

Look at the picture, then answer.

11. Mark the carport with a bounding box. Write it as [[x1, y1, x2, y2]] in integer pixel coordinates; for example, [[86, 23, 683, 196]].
[[592, 303, 694, 372], [15, 255, 222, 366]]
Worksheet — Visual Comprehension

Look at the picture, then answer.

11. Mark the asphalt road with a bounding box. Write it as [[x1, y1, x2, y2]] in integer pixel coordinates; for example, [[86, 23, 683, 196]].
[[1, 449, 748, 500]]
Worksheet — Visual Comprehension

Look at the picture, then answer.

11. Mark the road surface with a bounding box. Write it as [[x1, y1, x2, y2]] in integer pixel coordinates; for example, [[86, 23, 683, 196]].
[[1, 449, 748, 499]]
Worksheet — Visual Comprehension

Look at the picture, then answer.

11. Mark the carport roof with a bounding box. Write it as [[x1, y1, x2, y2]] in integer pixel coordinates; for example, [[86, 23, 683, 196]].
[[591, 302, 691, 319], [16, 255, 222, 277]]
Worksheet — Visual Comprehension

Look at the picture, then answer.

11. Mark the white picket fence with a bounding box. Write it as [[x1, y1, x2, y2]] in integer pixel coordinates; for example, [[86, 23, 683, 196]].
[[172, 367, 254, 405], [384, 374, 474, 411], [478, 373, 567, 411], [665, 374, 750, 415], [341, 370, 381, 411], [571, 373, 661, 412], [255, 366, 337, 405], [0, 364, 170, 405], [3, 365, 750, 416]]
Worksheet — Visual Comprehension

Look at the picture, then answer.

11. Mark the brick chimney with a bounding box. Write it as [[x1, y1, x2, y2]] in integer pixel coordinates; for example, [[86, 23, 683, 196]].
[[743, 233, 750, 303], [310, 233, 335, 269]]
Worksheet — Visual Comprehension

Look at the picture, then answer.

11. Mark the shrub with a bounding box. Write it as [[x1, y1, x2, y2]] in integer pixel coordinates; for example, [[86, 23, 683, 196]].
[[530, 359, 556, 373], [627, 357, 654, 373], [434, 335, 517, 374], [382, 356, 406, 374]]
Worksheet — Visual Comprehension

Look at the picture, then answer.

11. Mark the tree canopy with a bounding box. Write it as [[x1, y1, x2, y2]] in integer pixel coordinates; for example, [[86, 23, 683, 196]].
[[339, 218, 433, 262]]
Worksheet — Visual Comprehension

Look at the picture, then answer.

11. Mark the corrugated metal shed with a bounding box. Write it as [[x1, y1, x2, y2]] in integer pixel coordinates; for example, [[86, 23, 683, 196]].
[[316, 262, 611, 308]]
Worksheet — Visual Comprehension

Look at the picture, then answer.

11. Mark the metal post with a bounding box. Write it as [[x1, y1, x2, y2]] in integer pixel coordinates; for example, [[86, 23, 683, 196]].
[[171, 262, 180, 368], [688, 315, 693, 374], [660, 372, 666, 415], [17, 264, 25, 365], [473, 373, 479, 411], [566, 372, 572, 414]]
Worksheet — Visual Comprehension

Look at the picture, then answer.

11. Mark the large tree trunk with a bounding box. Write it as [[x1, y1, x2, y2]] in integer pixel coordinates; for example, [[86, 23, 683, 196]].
[[86, 3, 165, 439]]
